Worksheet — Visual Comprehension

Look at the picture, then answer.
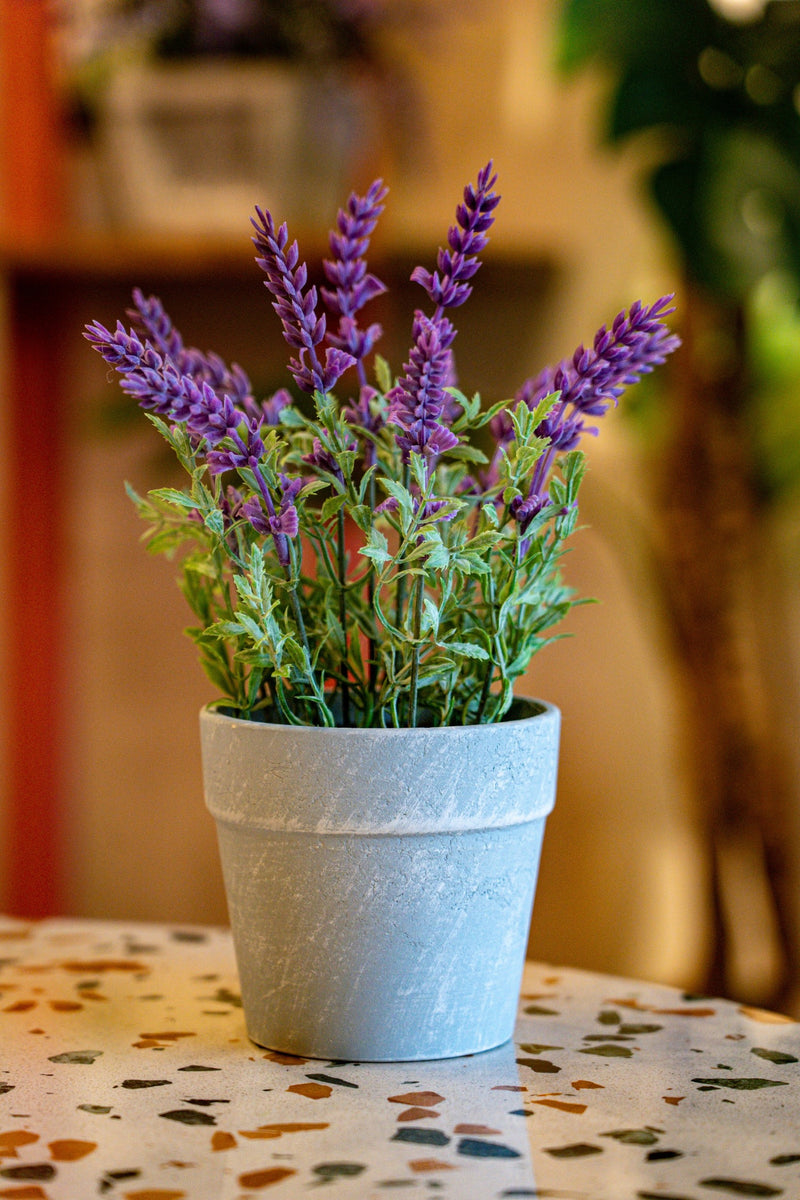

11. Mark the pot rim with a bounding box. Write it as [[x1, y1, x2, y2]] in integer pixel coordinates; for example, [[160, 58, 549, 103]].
[[200, 694, 557, 736]]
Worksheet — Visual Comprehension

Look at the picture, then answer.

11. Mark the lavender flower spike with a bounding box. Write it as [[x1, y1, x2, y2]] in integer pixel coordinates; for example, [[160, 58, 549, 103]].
[[251, 207, 355, 394], [322, 179, 388, 375], [387, 312, 460, 465], [411, 161, 500, 314], [128, 288, 254, 405], [84, 319, 201, 423], [506, 295, 681, 534]]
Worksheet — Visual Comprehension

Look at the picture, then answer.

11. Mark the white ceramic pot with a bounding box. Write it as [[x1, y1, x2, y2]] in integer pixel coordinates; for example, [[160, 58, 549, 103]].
[[200, 698, 560, 1061]]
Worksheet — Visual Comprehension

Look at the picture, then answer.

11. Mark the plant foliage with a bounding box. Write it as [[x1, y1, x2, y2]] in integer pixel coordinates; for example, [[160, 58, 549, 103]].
[[86, 164, 679, 727]]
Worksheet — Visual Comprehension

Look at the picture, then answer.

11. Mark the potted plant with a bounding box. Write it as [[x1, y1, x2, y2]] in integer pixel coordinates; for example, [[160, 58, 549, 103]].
[[85, 162, 679, 1060], [59, 0, 414, 230]]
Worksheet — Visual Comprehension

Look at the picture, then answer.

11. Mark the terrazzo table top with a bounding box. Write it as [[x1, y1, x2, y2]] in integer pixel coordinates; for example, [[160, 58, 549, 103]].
[[0, 918, 798, 1199]]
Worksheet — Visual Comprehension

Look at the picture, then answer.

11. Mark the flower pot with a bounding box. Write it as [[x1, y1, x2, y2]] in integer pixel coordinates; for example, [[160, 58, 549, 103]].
[[95, 61, 381, 233], [199, 698, 559, 1061]]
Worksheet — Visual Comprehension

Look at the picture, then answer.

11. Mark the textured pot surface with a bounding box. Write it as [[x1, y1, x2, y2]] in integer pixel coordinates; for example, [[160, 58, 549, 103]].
[[201, 698, 560, 1061]]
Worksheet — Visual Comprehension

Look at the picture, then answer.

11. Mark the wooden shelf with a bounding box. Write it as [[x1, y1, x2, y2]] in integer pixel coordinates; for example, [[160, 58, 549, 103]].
[[0, 224, 552, 283]]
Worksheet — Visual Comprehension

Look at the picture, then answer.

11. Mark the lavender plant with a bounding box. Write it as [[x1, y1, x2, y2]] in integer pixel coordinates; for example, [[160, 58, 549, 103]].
[[85, 163, 679, 727]]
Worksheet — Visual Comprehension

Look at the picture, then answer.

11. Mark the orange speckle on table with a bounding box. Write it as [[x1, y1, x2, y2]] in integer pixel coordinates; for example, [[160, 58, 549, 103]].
[[286, 1082, 331, 1100], [133, 1033, 196, 1049], [139, 1032, 195, 1041], [453, 1124, 501, 1135], [237, 1167, 296, 1189], [656, 1007, 716, 1017], [48, 1139, 97, 1161], [122, 1191, 186, 1200], [396, 1107, 438, 1122], [572, 1080, 604, 1090], [240, 1123, 328, 1138], [3, 1002, 37, 1014], [0, 1187, 48, 1199], [0, 1132, 40, 1158], [61, 960, 149, 974], [519, 993, 556, 1001], [739, 1004, 797, 1024], [543, 976, 561, 985], [48, 1001, 82, 1013], [663, 1096, 685, 1105], [211, 1131, 237, 1151], [409, 1159, 455, 1173], [27, 1029, 45, 1036], [534, 1099, 587, 1114], [388, 1092, 444, 1107], [608, 997, 716, 1018], [79, 992, 107, 1002], [263, 1050, 308, 1065]]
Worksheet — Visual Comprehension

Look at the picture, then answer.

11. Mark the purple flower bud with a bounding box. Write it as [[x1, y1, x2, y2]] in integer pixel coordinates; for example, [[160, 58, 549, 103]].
[[128, 289, 254, 403], [303, 437, 352, 482], [510, 491, 551, 535], [388, 312, 460, 464], [411, 161, 500, 314], [253, 207, 355, 394], [321, 180, 388, 377], [241, 387, 292, 428]]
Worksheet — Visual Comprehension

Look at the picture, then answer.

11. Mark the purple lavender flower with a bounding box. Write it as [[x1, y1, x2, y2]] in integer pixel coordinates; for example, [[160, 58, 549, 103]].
[[387, 312, 460, 465], [84, 319, 204, 422], [321, 179, 388, 376], [128, 288, 254, 404], [205, 418, 265, 476], [521, 295, 681, 430], [242, 474, 302, 541], [186, 385, 243, 446], [251, 208, 356, 394], [302, 437, 357, 483], [411, 161, 500, 314], [241, 387, 292, 428], [505, 295, 681, 533], [86, 298, 301, 574], [509, 491, 551, 536]]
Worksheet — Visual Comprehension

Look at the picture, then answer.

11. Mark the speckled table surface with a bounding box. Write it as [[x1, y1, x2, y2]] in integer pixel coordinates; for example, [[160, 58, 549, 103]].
[[0, 918, 798, 1200]]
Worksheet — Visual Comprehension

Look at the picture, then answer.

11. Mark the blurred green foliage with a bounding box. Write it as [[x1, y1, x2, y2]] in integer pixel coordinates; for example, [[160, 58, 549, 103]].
[[557, 0, 800, 501], [558, 0, 800, 299]]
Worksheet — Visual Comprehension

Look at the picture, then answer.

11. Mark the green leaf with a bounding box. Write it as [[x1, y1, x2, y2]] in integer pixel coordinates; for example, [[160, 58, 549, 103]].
[[421, 597, 440, 635], [149, 487, 199, 510], [378, 478, 415, 530], [277, 405, 306, 428], [439, 640, 490, 661], [359, 527, 391, 568], [321, 492, 348, 522], [443, 443, 489, 465], [374, 354, 393, 393], [204, 509, 226, 537]]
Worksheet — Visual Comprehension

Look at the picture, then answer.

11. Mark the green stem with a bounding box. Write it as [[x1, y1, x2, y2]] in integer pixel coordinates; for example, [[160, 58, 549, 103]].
[[408, 568, 426, 728], [367, 472, 378, 700], [394, 461, 411, 630], [474, 566, 497, 724], [337, 505, 351, 727], [474, 667, 494, 725], [284, 542, 317, 725]]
